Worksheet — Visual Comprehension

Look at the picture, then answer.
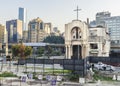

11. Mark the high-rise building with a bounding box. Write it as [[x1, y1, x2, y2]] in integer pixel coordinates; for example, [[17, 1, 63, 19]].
[[28, 17, 48, 42], [96, 11, 111, 26], [90, 11, 120, 44], [18, 7, 27, 31], [6, 19, 22, 43], [0, 24, 7, 43], [104, 16, 120, 44], [51, 27, 61, 36], [0, 24, 5, 43], [53, 27, 58, 32], [44, 23, 52, 34], [23, 30, 28, 42], [0, 24, 8, 56]]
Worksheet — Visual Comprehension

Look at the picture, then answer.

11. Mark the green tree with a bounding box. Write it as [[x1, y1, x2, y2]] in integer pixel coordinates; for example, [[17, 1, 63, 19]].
[[12, 44, 32, 59], [12, 44, 20, 59], [45, 46, 52, 59], [43, 35, 64, 44], [0, 50, 5, 56], [12, 44, 32, 72], [24, 46, 33, 58], [37, 47, 45, 57]]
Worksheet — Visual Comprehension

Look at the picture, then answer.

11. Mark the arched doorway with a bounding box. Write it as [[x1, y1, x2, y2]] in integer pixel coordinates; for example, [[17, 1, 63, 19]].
[[72, 45, 82, 59], [71, 27, 82, 59]]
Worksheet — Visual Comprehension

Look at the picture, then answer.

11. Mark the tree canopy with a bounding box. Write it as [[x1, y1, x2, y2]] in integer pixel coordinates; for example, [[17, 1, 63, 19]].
[[12, 44, 32, 59], [37, 47, 45, 57], [43, 35, 64, 44]]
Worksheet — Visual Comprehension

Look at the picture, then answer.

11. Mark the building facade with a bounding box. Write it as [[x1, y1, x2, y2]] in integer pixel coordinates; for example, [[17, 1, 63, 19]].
[[51, 27, 61, 36], [0, 24, 8, 56], [0, 24, 5, 43], [19, 7, 27, 31], [91, 11, 120, 45], [0, 24, 7, 43], [65, 20, 89, 59], [96, 11, 111, 26], [28, 17, 48, 43], [89, 27, 110, 56], [104, 16, 120, 44], [44, 23, 52, 34], [19, 7, 28, 42], [65, 20, 110, 59], [6, 19, 22, 43], [23, 30, 28, 42]]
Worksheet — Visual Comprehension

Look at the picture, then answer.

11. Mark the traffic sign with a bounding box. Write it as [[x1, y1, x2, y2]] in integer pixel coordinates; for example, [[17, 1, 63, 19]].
[[21, 76, 27, 82], [38, 75, 43, 80], [28, 73, 33, 79], [51, 79, 56, 85]]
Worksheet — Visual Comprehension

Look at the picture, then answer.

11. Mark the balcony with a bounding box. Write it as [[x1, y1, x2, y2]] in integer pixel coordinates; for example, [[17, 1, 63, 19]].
[[89, 49, 99, 54]]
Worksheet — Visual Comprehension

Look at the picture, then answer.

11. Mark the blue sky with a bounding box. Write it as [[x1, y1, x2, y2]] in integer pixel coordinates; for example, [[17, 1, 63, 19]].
[[0, 0, 120, 32]]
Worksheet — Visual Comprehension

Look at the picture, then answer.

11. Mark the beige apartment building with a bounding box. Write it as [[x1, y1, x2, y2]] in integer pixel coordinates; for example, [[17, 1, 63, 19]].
[[0, 24, 8, 56], [0, 24, 5, 43], [28, 17, 49, 42], [6, 19, 22, 43]]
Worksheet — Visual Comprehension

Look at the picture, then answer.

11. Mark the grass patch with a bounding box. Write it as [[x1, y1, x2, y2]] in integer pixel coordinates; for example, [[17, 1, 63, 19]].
[[67, 74, 80, 82], [93, 70, 112, 81], [0, 72, 17, 77]]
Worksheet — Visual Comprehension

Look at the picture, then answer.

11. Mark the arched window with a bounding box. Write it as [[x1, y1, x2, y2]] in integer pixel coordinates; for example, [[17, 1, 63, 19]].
[[71, 27, 82, 40]]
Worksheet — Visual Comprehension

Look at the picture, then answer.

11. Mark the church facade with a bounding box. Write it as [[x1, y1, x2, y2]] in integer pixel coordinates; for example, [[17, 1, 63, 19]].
[[65, 20, 110, 59]]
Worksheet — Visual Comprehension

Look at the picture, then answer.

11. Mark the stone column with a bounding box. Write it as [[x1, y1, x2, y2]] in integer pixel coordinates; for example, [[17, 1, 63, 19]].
[[82, 45, 85, 59], [65, 45, 68, 59], [78, 45, 80, 59], [70, 45, 73, 57], [6, 43, 8, 56], [81, 45, 83, 59], [68, 45, 71, 59]]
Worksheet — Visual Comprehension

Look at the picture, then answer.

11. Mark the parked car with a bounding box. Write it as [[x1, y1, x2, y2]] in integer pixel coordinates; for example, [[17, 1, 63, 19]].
[[94, 62, 116, 71], [13, 62, 25, 65], [0, 57, 3, 62], [94, 62, 106, 70], [105, 65, 115, 71]]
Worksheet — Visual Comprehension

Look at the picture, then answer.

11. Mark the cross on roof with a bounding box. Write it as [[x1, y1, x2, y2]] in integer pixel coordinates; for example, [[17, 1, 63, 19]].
[[74, 6, 81, 20]]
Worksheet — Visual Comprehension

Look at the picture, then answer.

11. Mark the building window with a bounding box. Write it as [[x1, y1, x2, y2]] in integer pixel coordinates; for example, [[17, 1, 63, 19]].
[[90, 30, 97, 36], [90, 43, 98, 49], [71, 27, 81, 40], [31, 24, 35, 29], [73, 36, 75, 38], [40, 22, 43, 29]]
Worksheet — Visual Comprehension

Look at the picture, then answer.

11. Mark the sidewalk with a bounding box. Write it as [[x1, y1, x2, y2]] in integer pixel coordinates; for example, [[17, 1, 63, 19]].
[[84, 81, 120, 86]]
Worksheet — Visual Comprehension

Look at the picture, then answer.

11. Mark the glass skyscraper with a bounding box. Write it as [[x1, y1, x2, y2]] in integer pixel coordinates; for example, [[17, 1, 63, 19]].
[[105, 16, 120, 44], [18, 7, 27, 31]]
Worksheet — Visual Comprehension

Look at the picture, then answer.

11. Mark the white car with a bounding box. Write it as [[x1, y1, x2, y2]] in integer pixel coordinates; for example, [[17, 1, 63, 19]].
[[94, 62, 115, 71], [105, 65, 115, 71], [0, 57, 3, 62], [94, 62, 106, 70]]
